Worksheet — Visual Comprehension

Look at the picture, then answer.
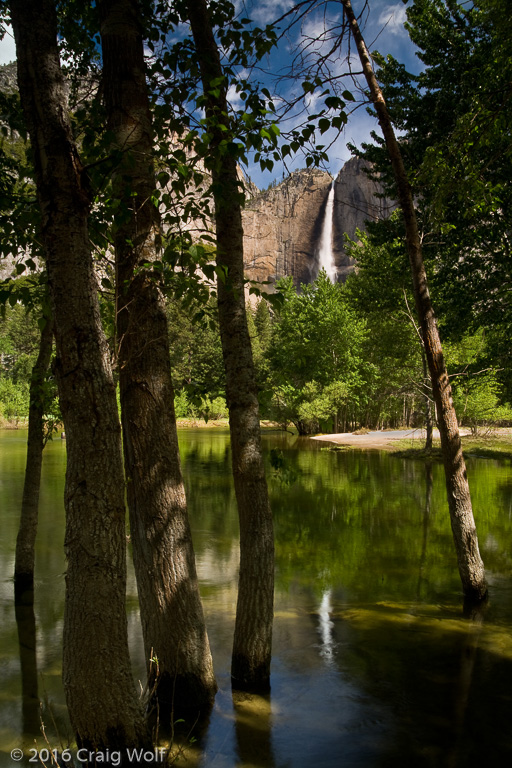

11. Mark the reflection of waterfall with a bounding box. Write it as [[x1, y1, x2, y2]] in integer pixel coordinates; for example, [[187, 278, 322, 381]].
[[317, 182, 336, 281], [318, 589, 335, 664]]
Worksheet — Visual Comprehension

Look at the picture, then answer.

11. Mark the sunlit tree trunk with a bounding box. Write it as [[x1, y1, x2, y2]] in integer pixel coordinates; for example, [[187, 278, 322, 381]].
[[422, 350, 433, 451], [14, 311, 53, 600], [98, 0, 217, 716], [185, 0, 275, 689], [341, 0, 487, 602], [10, 0, 148, 751]]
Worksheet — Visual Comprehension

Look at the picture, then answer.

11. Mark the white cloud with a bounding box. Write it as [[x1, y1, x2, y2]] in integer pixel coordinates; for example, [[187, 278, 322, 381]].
[[227, 68, 251, 111], [377, 4, 408, 36], [0, 25, 16, 66], [243, 0, 295, 26]]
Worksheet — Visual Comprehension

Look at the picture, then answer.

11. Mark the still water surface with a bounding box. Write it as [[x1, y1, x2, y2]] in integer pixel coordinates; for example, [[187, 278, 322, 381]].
[[1, 428, 512, 767]]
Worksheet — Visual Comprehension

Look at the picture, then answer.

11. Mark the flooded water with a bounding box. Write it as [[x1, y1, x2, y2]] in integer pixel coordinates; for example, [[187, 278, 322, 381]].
[[1, 428, 512, 767]]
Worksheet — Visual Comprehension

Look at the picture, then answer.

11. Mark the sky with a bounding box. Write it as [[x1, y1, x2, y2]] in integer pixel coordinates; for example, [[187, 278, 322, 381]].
[[0, 1, 422, 189], [238, 0, 423, 187], [0, 23, 15, 67]]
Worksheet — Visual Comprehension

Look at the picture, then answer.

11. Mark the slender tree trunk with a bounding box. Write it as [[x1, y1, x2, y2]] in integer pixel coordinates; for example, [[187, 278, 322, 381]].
[[14, 311, 53, 600], [185, 0, 275, 689], [98, 0, 216, 717], [341, 0, 487, 602], [422, 350, 433, 451], [10, 0, 148, 751]]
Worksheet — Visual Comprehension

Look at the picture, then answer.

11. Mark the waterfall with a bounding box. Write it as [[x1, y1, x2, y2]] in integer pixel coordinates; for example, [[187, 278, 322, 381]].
[[317, 181, 336, 281]]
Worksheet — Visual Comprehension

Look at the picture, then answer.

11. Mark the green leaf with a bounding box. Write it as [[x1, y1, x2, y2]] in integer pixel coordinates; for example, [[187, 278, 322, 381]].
[[319, 118, 331, 134]]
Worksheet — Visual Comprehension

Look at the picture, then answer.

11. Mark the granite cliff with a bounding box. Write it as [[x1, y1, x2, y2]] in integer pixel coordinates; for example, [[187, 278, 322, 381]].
[[242, 156, 395, 287], [242, 168, 332, 288]]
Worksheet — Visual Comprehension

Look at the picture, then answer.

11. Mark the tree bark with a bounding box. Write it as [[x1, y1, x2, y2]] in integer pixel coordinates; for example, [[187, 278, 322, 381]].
[[422, 349, 433, 452], [341, 0, 487, 602], [185, 0, 275, 689], [14, 311, 53, 600], [98, 0, 217, 717], [10, 0, 148, 752]]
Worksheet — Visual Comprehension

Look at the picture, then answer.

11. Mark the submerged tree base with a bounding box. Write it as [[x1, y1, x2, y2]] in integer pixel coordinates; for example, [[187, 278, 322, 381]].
[[231, 658, 272, 694], [146, 670, 216, 724], [14, 572, 34, 603]]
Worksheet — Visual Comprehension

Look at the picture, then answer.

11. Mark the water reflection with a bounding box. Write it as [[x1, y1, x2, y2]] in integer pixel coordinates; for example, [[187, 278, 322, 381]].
[[446, 606, 485, 768], [14, 590, 40, 738], [233, 691, 274, 768], [417, 463, 433, 599], [2, 429, 512, 766], [317, 589, 336, 665]]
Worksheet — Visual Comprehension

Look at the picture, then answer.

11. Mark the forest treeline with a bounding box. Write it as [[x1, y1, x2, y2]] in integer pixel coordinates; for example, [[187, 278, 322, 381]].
[[1, 0, 510, 759], [2, 267, 511, 436]]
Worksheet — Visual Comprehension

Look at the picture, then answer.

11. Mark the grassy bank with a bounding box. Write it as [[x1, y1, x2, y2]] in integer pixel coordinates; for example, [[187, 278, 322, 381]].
[[392, 430, 512, 462]]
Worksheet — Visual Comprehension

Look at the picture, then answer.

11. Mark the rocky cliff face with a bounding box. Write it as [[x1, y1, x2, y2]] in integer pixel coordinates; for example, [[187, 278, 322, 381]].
[[242, 168, 333, 288], [243, 157, 395, 287], [332, 156, 395, 280], [0, 62, 17, 94]]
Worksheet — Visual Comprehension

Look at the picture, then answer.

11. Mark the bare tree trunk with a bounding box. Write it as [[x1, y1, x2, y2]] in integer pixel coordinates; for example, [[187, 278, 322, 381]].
[[422, 349, 433, 451], [14, 311, 53, 600], [341, 0, 487, 602], [10, 0, 148, 751], [185, 0, 275, 689], [98, 0, 217, 717]]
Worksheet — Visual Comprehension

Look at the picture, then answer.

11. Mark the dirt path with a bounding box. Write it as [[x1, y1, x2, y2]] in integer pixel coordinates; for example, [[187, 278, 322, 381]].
[[310, 429, 433, 450]]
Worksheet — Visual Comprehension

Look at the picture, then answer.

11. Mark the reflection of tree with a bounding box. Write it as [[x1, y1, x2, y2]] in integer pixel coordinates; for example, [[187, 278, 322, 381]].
[[417, 463, 433, 599], [14, 590, 40, 737], [233, 691, 275, 768], [270, 447, 461, 603], [445, 605, 486, 768]]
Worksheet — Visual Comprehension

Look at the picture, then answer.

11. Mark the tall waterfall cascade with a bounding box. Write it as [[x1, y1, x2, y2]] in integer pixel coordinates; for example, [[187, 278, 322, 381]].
[[317, 181, 337, 281]]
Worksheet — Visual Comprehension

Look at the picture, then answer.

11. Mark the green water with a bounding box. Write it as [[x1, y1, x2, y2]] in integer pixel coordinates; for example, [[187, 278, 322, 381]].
[[1, 428, 512, 767]]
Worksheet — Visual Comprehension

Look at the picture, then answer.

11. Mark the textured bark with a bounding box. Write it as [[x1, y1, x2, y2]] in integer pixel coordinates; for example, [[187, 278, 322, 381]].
[[341, 0, 487, 602], [10, 0, 148, 751], [14, 313, 53, 599], [422, 350, 434, 452], [186, 0, 275, 689], [98, 0, 216, 716]]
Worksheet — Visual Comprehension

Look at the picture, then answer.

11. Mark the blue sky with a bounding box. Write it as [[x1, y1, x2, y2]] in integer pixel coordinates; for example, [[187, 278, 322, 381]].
[[0, 1, 421, 188], [237, 0, 423, 187]]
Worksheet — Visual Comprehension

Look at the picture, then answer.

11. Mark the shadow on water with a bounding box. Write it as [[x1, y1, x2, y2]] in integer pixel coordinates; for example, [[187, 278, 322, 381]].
[[325, 598, 512, 768]]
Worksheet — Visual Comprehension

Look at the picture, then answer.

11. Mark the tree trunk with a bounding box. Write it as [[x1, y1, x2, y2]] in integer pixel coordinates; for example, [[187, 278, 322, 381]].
[[10, 0, 148, 752], [14, 311, 53, 600], [422, 350, 433, 451], [185, 0, 275, 690], [98, 0, 217, 717], [341, 0, 487, 602]]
